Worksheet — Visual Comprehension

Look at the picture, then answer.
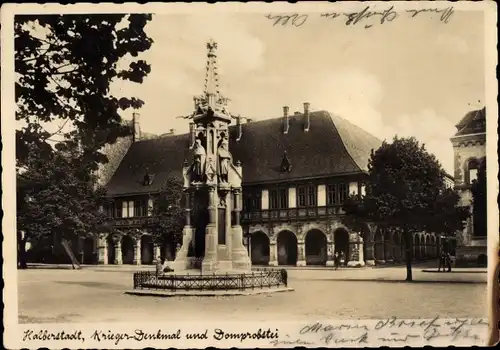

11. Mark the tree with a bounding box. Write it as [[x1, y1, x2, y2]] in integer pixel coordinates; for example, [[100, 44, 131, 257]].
[[17, 141, 109, 268], [146, 175, 185, 256], [343, 136, 469, 281], [15, 14, 153, 266], [471, 158, 487, 237], [15, 14, 153, 172]]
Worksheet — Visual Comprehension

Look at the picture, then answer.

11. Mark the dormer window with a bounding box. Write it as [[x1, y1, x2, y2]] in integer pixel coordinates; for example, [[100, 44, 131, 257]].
[[143, 170, 154, 186], [280, 151, 292, 172]]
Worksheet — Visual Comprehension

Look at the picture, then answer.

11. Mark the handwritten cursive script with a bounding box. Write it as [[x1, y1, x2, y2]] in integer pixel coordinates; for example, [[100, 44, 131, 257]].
[[265, 6, 455, 29], [292, 317, 487, 346]]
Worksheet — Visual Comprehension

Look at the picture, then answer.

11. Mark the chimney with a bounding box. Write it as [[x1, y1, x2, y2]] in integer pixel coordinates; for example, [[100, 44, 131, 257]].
[[283, 106, 290, 134], [303, 102, 310, 132], [169, 128, 176, 135], [236, 115, 242, 142], [132, 112, 141, 142], [189, 122, 195, 149]]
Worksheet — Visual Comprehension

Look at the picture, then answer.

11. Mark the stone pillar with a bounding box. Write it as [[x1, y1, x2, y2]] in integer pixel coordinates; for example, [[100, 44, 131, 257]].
[[202, 186, 219, 272], [348, 233, 365, 267], [385, 235, 394, 263], [98, 234, 108, 265], [114, 237, 123, 265], [231, 188, 251, 271], [326, 240, 335, 266], [154, 243, 161, 263], [133, 237, 141, 265], [296, 239, 306, 266], [365, 239, 375, 266], [269, 240, 278, 266]]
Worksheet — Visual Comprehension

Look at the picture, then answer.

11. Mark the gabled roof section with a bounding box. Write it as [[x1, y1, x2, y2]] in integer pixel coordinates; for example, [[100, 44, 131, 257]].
[[105, 110, 383, 196], [455, 107, 486, 136]]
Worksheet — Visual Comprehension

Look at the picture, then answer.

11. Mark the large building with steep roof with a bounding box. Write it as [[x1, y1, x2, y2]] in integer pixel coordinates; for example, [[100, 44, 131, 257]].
[[82, 41, 442, 268], [90, 104, 440, 268]]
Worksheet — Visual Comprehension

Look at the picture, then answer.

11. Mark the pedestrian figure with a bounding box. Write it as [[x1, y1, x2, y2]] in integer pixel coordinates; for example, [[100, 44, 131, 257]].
[[334, 251, 339, 270], [438, 251, 446, 272], [156, 258, 163, 277], [340, 251, 346, 266], [446, 252, 452, 272]]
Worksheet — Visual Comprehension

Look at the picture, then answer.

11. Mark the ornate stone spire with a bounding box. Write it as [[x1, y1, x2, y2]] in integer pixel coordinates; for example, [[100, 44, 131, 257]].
[[189, 39, 232, 122], [204, 39, 219, 107]]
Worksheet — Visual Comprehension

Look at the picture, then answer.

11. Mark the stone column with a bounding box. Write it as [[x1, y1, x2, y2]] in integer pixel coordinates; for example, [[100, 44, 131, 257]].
[[154, 243, 162, 263], [202, 186, 219, 272], [133, 237, 141, 265], [326, 240, 335, 267], [296, 239, 306, 266], [113, 237, 123, 265], [231, 188, 251, 271], [365, 239, 375, 266], [269, 240, 278, 266], [347, 233, 365, 267], [98, 234, 108, 265]]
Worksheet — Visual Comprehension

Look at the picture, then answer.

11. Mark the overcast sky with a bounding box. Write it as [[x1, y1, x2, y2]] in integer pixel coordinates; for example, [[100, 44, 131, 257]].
[[111, 10, 484, 174]]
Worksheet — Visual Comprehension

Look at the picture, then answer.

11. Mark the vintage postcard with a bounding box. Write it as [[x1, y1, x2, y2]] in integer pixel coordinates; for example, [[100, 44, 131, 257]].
[[2, 1, 498, 348]]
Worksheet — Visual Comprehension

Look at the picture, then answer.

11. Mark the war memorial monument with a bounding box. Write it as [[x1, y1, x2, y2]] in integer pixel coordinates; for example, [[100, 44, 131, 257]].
[[129, 40, 290, 295]]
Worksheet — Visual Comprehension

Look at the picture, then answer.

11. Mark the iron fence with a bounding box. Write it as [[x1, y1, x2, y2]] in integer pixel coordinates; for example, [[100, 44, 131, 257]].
[[133, 268, 288, 291]]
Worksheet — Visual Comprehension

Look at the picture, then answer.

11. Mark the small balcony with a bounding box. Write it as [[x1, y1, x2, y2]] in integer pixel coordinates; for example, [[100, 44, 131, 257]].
[[108, 216, 157, 228], [242, 205, 344, 223]]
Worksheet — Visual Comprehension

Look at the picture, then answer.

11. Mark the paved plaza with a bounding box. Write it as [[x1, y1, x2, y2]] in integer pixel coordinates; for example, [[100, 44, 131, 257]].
[[18, 264, 487, 324]]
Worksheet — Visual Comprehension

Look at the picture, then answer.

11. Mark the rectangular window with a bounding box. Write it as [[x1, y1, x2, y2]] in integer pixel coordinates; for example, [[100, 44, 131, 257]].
[[279, 188, 288, 209], [121, 201, 128, 218], [269, 189, 278, 209], [327, 184, 337, 205], [134, 200, 142, 217], [298, 186, 307, 207], [308, 185, 317, 207], [115, 201, 122, 218], [339, 183, 348, 203], [252, 192, 261, 210], [127, 200, 134, 218]]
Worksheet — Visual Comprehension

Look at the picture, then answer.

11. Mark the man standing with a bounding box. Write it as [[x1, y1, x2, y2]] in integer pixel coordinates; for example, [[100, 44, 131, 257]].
[[446, 252, 452, 272], [334, 251, 340, 270], [438, 251, 446, 272]]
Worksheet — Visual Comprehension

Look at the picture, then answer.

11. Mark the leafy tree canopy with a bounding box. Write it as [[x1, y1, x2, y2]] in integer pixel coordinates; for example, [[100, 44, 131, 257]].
[[343, 136, 469, 280], [146, 175, 185, 247], [15, 14, 154, 171]]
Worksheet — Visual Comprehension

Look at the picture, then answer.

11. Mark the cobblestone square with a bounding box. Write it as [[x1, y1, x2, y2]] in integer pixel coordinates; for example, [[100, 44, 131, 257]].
[[18, 265, 487, 323]]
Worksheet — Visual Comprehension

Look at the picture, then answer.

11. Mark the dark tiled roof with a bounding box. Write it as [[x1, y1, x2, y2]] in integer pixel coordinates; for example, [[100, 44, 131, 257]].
[[105, 111, 382, 196], [455, 107, 486, 136]]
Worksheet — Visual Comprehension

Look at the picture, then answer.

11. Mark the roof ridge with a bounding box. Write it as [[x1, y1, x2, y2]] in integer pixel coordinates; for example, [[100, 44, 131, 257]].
[[323, 111, 365, 173]]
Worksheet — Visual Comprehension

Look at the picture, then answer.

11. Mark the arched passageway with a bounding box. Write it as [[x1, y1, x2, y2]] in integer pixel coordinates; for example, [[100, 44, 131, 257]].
[[83, 236, 97, 264], [107, 235, 115, 264], [334, 227, 350, 263], [305, 229, 327, 265], [374, 228, 384, 261], [251, 231, 270, 265], [415, 235, 421, 260], [141, 235, 154, 264], [384, 230, 393, 261], [122, 235, 135, 264], [277, 230, 297, 265], [393, 233, 401, 262]]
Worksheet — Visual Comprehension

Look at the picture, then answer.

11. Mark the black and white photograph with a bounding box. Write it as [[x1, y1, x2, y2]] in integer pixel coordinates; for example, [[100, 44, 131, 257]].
[[2, 1, 498, 348]]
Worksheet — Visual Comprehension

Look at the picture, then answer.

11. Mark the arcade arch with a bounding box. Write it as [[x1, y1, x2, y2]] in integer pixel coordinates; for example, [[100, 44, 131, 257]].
[[334, 227, 349, 262], [305, 229, 327, 265], [121, 235, 135, 264], [251, 231, 270, 265], [277, 230, 297, 265]]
